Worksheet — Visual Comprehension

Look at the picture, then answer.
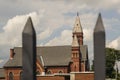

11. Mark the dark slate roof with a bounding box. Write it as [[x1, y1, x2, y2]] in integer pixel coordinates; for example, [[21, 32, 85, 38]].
[[0, 68, 5, 78], [4, 45, 88, 67], [4, 47, 22, 67]]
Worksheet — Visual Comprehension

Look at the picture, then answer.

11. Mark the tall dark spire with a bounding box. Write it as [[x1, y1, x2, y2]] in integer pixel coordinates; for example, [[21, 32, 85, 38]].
[[23, 17, 35, 35], [94, 13, 105, 32], [22, 17, 36, 80], [94, 13, 106, 80]]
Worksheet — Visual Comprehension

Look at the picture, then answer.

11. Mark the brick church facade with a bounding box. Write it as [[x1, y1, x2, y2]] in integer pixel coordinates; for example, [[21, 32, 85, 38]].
[[0, 13, 95, 80]]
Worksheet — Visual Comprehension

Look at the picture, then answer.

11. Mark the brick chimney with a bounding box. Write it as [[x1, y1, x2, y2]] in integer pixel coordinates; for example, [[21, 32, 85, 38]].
[[10, 49, 14, 59]]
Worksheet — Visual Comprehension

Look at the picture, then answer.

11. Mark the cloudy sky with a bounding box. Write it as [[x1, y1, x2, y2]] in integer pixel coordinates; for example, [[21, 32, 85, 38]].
[[0, 0, 120, 70]]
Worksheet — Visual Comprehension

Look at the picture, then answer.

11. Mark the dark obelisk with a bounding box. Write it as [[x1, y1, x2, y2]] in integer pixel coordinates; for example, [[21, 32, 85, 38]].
[[94, 13, 105, 80], [22, 17, 36, 80]]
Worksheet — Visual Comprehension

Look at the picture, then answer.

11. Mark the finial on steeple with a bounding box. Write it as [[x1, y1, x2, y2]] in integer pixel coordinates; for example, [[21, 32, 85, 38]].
[[77, 12, 79, 16], [73, 12, 83, 33]]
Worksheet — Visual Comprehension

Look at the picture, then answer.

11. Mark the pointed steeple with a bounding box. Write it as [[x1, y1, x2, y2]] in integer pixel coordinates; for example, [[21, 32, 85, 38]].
[[23, 16, 35, 35], [73, 12, 83, 33], [72, 35, 79, 47], [94, 13, 105, 32]]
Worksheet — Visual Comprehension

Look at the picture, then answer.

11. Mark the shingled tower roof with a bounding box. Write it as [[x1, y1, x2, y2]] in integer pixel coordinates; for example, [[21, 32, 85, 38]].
[[73, 12, 83, 33], [72, 35, 79, 47]]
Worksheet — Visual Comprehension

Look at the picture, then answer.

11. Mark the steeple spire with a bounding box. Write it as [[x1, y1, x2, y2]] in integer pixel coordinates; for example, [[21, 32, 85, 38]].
[[73, 12, 83, 33], [72, 12, 84, 45]]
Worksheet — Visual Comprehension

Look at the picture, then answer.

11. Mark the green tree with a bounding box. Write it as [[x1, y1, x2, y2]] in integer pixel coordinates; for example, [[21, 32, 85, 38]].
[[90, 48, 120, 79], [106, 48, 120, 79], [90, 60, 94, 71]]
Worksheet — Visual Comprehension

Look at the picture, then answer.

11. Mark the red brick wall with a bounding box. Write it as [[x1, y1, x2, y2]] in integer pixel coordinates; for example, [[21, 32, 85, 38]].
[[74, 72, 94, 80], [71, 47, 81, 72], [4, 67, 69, 80], [0, 78, 5, 80], [37, 76, 65, 80], [81, 62, 85, 71], [4, 67, 94, 80], [47, 67, 68, 74], [4, 68, 22, 80]]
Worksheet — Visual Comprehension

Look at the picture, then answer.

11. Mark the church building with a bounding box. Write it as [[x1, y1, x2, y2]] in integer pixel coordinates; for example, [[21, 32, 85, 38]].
[[2, 13, 91, 80]]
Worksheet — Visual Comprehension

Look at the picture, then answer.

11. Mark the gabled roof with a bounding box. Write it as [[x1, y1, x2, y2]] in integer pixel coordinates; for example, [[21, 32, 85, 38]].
[[0, 68, 5, 78], [4, 45, 88, 67]]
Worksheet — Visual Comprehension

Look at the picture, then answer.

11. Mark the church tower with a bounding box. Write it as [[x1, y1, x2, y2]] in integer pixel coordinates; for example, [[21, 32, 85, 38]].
[[71, 12, 88, 72], [71, 35, 81, 72], [73, 12, 83, 45]]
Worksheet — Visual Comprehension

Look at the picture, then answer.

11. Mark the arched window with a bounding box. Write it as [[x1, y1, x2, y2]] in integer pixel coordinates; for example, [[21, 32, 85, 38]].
[[20, 71, 23, 80], [46, 70, 51, 74], [59, 71, 63, 73], [9, 72, 14, 80]]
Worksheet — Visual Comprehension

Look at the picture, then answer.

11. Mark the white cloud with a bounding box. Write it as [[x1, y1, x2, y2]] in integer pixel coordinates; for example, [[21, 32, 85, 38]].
[[83, 0, 120, 10], [107, 37, 120, 49], [37, 28, 53, 40], [45, 30, 72, 46], [0, 1, 97, 47], [83, 29, 93, 41], [0, 12, 42, 47]]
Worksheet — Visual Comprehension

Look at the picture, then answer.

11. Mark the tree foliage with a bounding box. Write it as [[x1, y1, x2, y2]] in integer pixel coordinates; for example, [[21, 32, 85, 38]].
[[106, 48, 120, 79], [91, 48, 120, 79]]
